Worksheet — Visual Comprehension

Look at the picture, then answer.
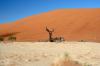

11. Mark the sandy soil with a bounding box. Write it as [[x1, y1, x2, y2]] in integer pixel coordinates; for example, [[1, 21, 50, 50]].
[[0, 42, 100, 66]]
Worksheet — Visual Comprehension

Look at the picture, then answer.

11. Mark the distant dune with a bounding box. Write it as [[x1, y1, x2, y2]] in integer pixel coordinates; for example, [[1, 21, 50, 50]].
[[0, 8, 100, 42]]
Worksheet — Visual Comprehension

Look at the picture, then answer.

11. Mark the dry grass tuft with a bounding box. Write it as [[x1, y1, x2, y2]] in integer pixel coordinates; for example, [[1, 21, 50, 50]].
[[51, 53, 82, 66]]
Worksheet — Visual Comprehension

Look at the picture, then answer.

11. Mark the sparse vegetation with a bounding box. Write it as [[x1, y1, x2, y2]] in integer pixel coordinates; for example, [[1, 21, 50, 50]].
[[46, 26, 65, 42], [64, 52, 69, 57], [53, 37, 65, 42], [74, 61, 80, 64], [0, 36, 4, 42], [8, 36, 16, 41], [80, 40, 85, 42], [83, 63, 92, 66], [52, 53, 82, 66]]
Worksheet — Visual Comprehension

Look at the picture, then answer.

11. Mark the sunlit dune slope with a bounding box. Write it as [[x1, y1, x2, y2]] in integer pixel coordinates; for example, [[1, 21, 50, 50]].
[[0, 8, 100, 42]]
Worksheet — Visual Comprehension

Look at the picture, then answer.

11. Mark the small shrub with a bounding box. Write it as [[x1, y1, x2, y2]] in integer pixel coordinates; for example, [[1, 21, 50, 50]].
[[64, 52, 69, 57], [0, 37, 4, 42], [52, 53, 82, 66], [80, 40, 85, 42], [74, 61, 80, 64], [8, 36, 16, 41]]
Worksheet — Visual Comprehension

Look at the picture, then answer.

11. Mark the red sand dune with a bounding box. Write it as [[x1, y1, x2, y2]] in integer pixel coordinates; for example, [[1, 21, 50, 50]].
[[0, 8, 100, 42]]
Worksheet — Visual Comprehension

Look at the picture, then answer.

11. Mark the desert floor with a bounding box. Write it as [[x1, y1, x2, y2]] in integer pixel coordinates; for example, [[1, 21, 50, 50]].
[[0, 42, 100, 66]]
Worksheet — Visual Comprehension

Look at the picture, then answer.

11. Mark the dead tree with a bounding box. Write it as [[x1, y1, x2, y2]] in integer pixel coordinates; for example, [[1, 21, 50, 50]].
[[46, 26, 54, 42]]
